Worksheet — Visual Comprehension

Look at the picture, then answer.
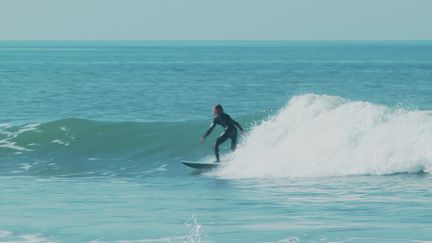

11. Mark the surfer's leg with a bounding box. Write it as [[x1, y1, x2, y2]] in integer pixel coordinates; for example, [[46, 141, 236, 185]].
[[230, 130, 237, 151], [214, 132, 229, 162]]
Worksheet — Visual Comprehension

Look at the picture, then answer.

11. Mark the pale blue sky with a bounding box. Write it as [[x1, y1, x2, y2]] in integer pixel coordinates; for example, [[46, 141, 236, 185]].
[[0, 0, 431, 40]]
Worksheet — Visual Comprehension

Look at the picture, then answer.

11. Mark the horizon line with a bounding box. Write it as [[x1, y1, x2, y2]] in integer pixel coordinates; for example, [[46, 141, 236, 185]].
[[1, 39, 432, 42]]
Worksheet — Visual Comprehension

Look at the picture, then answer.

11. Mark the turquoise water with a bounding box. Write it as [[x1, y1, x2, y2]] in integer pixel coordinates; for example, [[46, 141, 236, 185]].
[[1, 41, 432, 242]]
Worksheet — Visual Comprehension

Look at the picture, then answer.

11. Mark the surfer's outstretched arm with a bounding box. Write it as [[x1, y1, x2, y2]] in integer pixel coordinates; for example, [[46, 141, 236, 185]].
[[201, 120, 216, 143], [233, 120, 243, 131]]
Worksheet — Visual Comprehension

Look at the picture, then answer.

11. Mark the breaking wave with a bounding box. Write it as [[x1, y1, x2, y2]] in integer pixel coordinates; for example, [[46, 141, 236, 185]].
[[218, 94, 432, 178], [2, 94, 432, 178]]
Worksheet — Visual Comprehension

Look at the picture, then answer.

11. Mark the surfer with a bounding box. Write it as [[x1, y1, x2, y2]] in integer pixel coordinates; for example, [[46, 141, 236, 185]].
[[200, 104, 244, 162]]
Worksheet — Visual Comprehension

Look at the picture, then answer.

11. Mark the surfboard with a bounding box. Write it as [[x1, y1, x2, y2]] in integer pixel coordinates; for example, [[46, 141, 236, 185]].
[[181, 161, 220, 169]]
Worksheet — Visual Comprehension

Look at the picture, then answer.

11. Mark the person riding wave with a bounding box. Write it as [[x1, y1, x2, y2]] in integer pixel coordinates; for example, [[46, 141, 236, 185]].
[[200, 104, 244, 162]]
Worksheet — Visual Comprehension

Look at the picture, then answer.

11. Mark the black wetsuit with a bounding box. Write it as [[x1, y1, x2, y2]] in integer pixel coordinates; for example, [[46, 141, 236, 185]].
[[203, 112, 243, 162]]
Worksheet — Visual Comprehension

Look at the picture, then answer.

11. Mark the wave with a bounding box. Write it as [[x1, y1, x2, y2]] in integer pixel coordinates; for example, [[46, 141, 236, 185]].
[[218, 94, 432, 178], [0, 118, 213, 176], [3, 94, 432, 178], [0, 113, 262, 176]]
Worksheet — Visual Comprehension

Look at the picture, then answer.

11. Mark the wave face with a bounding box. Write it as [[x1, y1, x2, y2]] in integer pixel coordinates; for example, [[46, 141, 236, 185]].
[[218, 94, 432, 178], [0, 118, 211, 176]]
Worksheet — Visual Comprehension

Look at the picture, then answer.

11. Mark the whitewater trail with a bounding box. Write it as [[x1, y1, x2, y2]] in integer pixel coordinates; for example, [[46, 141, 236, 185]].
[[217, 94, 432, 178]]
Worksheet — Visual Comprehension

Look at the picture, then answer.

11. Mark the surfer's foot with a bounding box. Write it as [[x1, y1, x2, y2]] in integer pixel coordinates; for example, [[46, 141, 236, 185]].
[[215, 159, 220, 163]]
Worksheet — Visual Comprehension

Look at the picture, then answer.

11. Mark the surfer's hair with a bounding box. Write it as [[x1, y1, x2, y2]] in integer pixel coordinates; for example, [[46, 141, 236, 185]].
[[214, 104, 223, 112]]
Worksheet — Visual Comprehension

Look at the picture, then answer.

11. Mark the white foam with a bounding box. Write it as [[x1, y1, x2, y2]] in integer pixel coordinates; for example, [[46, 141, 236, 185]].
[[184, 214, 202, 243], [0, 231, 12, 237], [51, 139, 70, 146], [0, 123, 39, 152], [218, 94, 432, 179], [0, 231, 55, 243]]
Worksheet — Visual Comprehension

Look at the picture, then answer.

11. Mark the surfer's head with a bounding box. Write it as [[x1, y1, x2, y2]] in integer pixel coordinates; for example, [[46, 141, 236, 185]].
[[213, 104, 223, 115]]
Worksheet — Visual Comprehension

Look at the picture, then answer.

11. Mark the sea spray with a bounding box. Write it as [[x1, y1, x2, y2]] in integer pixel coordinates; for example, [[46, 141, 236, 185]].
[[218, 94, 432, 178], [184, 215, 203, 243]]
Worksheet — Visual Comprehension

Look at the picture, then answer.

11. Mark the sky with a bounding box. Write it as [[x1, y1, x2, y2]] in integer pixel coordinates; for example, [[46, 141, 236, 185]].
[[0, 0, 431, 40]]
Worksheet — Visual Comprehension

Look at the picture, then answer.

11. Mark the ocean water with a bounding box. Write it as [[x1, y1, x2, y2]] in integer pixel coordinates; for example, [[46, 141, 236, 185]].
[[1, 41, 432, 242]]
